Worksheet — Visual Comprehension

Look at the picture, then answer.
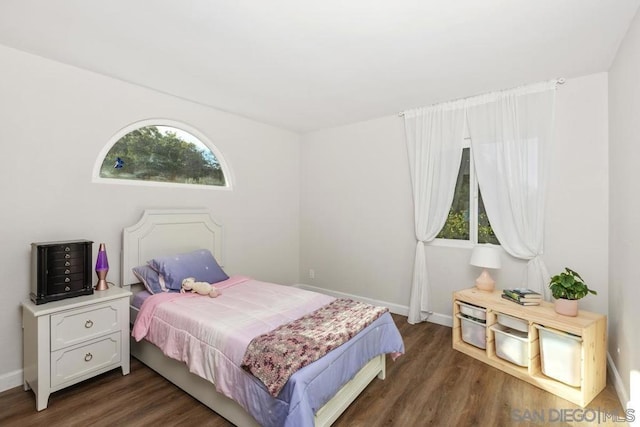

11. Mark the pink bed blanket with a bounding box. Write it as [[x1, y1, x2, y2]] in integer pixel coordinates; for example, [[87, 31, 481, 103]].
[[241, 298, 388, 396], [131, 275, 254, 343]]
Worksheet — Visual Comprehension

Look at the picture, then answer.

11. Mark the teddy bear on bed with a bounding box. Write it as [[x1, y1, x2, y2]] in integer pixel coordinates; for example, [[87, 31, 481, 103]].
[[180, 277, 221, 298]]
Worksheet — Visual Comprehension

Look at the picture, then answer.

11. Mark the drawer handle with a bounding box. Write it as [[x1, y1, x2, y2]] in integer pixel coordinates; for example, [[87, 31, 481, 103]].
[[84, 353, 93, 362], [64, 286, 70, 291], [65, 254, 70, 259], [85, 320, 93, 328], [64, 261, 71, 266], [64, 269, 70, 274], [64, 277, 70, 283], [64, 246, 70, 252]]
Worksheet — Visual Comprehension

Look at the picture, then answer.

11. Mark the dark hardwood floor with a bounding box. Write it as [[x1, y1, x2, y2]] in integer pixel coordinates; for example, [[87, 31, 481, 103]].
[[0, 314, 625, 427]]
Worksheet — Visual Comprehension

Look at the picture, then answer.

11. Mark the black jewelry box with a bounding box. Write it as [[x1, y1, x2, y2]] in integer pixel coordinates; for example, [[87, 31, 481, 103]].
[[30, 240, 94, 305]]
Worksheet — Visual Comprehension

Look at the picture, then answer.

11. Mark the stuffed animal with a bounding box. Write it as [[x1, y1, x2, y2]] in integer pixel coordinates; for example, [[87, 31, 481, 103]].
[[180, 277, 220, 298]]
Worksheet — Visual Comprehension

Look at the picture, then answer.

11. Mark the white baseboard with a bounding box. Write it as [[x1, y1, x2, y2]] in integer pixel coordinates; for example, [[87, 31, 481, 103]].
[[607, 353, 637, 427], [426, 312, 453, 328], [0, 368, 23, 393], [294, 284, 453, 328], [608, 353, 629, 412]]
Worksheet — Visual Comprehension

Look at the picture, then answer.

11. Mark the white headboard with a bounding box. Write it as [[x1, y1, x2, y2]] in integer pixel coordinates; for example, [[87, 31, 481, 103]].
[[121, 209, 224, 287]]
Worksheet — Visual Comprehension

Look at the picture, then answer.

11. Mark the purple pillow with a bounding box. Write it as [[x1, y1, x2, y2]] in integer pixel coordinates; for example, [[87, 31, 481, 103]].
[[132, 265, 167, 294], [148, 249, 228, 291]]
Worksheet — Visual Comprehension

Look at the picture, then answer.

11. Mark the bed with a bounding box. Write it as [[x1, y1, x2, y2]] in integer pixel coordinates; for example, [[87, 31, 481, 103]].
[[121, 209, 404, 427]]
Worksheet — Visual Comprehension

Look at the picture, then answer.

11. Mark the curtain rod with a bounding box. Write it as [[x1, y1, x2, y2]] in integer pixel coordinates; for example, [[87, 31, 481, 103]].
[[398, 77, 565, 117]]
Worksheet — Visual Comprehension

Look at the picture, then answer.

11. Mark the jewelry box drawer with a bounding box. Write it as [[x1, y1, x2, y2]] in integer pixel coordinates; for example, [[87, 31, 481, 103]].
[[46, 273, 86, 288], [50, 332, 121, 387], [46, 263, 86, 277], [50, 303, 121, 351]]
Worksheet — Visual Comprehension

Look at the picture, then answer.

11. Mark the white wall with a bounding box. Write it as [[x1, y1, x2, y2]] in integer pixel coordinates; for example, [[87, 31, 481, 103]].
[[0, 45, 301, 388], [299, 116, 416, 312], [609, 6, 640, 417], [300, 72, 609, 321]]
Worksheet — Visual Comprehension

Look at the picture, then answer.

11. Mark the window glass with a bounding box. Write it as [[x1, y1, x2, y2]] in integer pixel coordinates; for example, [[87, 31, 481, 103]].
[[437, 146, 499, 244], [99, 125, 226, 187], [437, 147, 470, 240]]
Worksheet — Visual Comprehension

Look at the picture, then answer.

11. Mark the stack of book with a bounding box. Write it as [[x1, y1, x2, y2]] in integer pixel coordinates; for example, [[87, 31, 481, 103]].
[[502, 288, 542, 305]]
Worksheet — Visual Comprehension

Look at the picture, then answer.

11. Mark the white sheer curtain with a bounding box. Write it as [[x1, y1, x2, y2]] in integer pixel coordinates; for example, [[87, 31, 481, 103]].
[[403, 102, 465, 324], [465, 81, 556, 299]]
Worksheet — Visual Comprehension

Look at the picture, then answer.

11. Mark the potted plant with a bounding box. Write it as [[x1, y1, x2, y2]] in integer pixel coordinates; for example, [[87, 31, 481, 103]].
[[548, 267, 597, 316]]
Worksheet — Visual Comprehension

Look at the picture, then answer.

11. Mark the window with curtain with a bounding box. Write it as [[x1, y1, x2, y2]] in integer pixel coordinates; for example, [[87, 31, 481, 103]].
[[437, 143, 499, 245], [403, 80, 556, 320]]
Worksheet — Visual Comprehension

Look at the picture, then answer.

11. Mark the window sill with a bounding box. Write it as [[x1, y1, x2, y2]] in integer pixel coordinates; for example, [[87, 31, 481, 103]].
[[429, 239, 475, 249]]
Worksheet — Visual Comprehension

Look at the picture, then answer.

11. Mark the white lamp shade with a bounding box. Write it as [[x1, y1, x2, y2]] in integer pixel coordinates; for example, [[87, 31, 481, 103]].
[[470, 245, 501, 269]]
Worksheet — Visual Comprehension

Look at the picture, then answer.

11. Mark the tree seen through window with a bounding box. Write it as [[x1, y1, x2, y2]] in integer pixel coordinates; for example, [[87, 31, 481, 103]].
[[437, 147, 498, 244]]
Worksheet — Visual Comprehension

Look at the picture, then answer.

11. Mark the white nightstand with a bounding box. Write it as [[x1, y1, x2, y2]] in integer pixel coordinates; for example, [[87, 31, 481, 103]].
[[22, 284, 132, 410]]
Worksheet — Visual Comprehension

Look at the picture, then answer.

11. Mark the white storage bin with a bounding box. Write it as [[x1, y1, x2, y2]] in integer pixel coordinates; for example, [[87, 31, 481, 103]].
[[457, 314, 486, 349], [456, 301, 487, 322], [536, 325, 582, 387], [497, 312, 528, 333], [491, 324, 529, 367]]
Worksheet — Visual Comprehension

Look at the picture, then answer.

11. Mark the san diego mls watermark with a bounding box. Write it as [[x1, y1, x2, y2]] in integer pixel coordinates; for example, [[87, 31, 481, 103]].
[[511, 407, 635, 424]]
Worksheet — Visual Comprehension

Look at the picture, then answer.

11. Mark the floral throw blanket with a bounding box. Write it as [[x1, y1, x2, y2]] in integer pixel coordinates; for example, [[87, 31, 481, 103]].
[[241, 298, 388, 397]]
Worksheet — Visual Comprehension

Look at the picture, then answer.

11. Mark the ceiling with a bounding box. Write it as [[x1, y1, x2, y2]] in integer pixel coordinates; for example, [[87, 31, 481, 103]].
[[0, 1, 638, 133]]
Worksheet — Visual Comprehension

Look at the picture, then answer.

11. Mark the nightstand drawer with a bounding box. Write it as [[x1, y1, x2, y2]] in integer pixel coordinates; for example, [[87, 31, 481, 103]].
[[50, 302, 121, 351], [50, 332, 121, 387]]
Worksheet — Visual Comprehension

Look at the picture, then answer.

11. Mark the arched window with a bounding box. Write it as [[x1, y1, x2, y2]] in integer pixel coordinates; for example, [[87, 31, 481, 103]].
[[94, 120, 231, 189]]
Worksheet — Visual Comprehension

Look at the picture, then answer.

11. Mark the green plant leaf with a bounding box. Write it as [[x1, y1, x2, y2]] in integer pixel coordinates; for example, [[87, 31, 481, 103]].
[[548, 267, 596, 300]]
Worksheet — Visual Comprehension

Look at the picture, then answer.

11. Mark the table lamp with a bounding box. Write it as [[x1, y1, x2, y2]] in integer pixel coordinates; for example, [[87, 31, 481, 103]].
[[95, 243, 110, 291], [470, 245, 501, 291]]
